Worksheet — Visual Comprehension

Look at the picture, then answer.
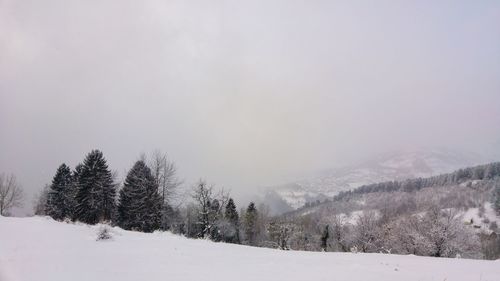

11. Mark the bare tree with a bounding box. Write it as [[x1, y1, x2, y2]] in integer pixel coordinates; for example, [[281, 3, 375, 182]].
[[148, 150, 182, 206], [0, 173, 24, 216], [327, 215, 351, 252], [191, 180, 229, 239], [268, 220, 292, 250], [352, 211, 380, 253], [192, 180, 214, 238]]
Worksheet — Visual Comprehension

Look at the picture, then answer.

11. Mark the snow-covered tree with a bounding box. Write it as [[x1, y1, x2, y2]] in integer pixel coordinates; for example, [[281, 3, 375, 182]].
[[191, 180, 228, 240], [480, 232, 500, 260], [46, 163, 74, 220], [222, 198, 240, 243], [68, 163, 83, 217], [351, 211, 380, 253], [117, 160, 162, 232], [208, 199, 223, 241], [268, 220, 291, 250], [419, 208, 481, 258], [74, 150, 116, 224], [384, 215, 433, 256], [33, 184, 50, 216], [161, 204, 184, 233], [289, 226, 317, 251], [493, 178, 500, 214], [327, 215, 351, 252], [185, 203, 203, 238], [244, 202, 259, 246], [192, 180, 214, 238], [484, 163, 500, 179]]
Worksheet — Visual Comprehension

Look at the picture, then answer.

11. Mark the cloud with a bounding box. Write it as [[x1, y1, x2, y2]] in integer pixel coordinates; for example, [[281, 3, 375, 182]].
[[1, 0, 499, 211]]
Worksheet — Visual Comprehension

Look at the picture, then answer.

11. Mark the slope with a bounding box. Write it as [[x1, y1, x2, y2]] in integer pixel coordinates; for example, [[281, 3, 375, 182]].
[[1, 216, 499, 281], [261, 148, 487, 213]]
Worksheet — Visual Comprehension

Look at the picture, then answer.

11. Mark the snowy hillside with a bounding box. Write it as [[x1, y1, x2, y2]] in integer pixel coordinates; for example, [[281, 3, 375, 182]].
[[1, 216, 499, 281], [262, 149, 487, 213]]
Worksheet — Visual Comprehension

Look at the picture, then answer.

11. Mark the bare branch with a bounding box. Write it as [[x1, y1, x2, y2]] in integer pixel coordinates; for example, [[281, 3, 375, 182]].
[[148, 150, 183, 205], [0, 173, 24, 216]]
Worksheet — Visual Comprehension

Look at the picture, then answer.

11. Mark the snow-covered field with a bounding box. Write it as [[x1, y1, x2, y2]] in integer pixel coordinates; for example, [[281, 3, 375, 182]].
[[1, 216, 499, 281]]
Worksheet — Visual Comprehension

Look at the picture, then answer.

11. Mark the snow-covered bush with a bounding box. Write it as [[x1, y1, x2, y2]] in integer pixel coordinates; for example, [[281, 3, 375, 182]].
[[417, 208, 481, 258], [96, 225, 112, 241], [351, 211, 380, 253], [350, 246, 358, 253]]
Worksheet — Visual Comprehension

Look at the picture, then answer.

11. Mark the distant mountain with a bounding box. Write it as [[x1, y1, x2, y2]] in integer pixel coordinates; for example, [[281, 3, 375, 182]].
[[259, 148, 488, 215]]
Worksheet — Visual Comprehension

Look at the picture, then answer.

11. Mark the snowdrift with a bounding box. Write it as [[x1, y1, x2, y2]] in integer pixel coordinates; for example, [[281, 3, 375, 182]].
[[1, 216, 499, 281]]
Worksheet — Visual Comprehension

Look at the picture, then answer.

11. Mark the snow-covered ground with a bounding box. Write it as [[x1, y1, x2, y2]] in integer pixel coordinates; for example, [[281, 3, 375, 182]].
[[461, 203, 500, 232], [1, 216, 499, 281]]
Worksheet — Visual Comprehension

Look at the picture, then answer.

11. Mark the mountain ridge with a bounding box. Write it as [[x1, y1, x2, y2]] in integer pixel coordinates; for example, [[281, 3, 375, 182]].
[[259, 148, 490, 214]]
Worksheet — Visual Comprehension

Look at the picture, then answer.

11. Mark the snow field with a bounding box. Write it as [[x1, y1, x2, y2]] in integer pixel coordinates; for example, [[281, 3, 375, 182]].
[[1, 216, 499, 281]]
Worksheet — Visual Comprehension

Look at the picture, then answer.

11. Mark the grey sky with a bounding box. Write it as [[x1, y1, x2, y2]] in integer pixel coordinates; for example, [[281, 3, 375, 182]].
[[1, 0, 500, 207]]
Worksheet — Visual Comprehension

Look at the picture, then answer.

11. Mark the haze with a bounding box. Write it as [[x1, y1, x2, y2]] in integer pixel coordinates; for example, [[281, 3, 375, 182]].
[[1, 0, 500, 211]]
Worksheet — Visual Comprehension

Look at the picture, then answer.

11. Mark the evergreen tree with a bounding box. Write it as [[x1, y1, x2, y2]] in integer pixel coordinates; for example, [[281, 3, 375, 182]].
[[34, 184, 50, 216], [225, 198, 239, 225], [224, 198, 240, 243], [208, 199, 222, 241], [161, 204, 184, 233], [320, 225, 329, 252], [244, 202, 258, 246], [494, 179, 500, 214], [67, 163, 83, 219], [74, 150, 116, 224], [483, 163, 499, 180], [46, 164, 73, 220], [117, 160, 162, 232]]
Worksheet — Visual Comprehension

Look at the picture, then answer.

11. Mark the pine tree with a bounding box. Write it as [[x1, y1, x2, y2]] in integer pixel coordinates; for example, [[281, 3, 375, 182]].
[[320, 225, 329, 252], [208, 199, 222, 241], [225, 198, 239, 225], [117, 160, 162, 232], [74, 150, 116, 224], [244, 202, 258, 246], [224, 198, 240, 243], [494, 179, 500, 214], [34, 184, 50, 216], [67, 163, 83, 219], [484, 163, 500, 179], [161, 204, 184, 233], [46, 164, 73, 220]]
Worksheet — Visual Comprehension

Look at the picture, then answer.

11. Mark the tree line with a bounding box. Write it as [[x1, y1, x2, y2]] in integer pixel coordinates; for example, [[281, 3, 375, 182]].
[[38, 149, 264, 246], [334, 161, 500, 213], [32, 151, 500, 259]]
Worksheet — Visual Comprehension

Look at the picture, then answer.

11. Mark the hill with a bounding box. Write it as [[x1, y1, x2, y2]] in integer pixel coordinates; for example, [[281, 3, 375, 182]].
[[1, 216, 499, 281], [267, 162, 500, 259], [260, 149, 487, 214]]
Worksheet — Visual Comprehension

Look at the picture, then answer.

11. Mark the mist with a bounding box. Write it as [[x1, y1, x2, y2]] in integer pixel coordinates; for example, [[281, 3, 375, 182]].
[[1, 0, 500, 211]]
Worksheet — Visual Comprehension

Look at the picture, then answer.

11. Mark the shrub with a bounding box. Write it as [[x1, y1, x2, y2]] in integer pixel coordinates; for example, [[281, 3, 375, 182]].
[[96, 225, 112, 241]]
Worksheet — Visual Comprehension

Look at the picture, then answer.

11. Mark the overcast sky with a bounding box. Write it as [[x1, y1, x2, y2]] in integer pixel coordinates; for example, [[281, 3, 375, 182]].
[[1, 0, 500, 208]]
